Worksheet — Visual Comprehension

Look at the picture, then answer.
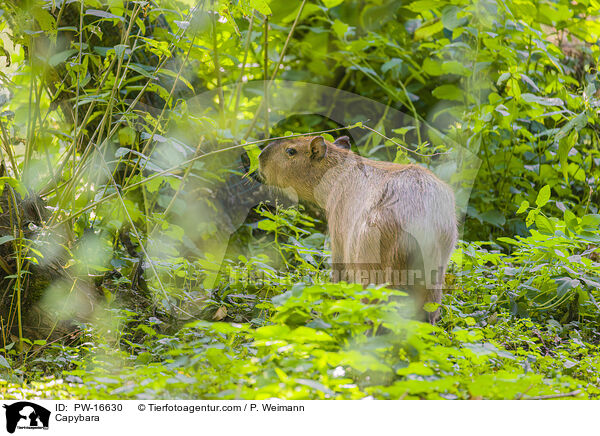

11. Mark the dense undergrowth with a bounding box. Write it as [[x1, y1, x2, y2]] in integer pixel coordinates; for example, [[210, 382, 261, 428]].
[[2, 193, 599, 400], [0, 0, 599, 399]]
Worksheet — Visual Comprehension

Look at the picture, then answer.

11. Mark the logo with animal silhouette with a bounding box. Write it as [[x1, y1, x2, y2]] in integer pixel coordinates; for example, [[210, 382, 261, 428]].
[[2, 402, 50, 433]]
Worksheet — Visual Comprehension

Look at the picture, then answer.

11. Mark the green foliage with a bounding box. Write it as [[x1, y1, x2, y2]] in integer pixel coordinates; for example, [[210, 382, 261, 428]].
[[0, 0, 598, 401], [3, 282, 599, 399]]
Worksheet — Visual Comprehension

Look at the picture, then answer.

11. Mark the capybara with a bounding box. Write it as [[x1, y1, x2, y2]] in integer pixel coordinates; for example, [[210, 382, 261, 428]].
[[258, 135, 457, 323]]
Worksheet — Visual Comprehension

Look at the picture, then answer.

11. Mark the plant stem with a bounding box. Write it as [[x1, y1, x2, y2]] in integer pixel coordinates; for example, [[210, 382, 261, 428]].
[[263, 15, 269, 138], [212, 4, 225, 118], [231, 12, 255, 117]]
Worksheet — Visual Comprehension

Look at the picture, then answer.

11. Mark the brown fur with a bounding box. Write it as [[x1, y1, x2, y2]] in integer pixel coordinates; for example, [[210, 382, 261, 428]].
[[258, 136, 457, 323]]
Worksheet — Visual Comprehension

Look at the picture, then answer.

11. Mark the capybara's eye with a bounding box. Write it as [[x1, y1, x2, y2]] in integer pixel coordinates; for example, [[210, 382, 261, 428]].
[[286, 148, 297, 156]]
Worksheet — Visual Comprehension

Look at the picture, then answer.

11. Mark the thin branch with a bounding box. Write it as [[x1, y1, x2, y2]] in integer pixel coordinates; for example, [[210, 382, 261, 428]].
[[268, 0, 306, 86], [242, 1, 306, 140], [360, 124, 452, 158], [231, 12, 255, 114], [263, 15, 269, 138], [524, 390, 582, 400], [49, 122, 365, 227], [91, 142, 170, 303], [72, 0, 85, 170], [211, 3, 225, 116]]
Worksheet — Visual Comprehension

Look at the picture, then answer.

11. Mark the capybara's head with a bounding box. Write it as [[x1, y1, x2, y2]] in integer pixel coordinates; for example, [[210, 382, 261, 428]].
[[258, 135, 351, 202]]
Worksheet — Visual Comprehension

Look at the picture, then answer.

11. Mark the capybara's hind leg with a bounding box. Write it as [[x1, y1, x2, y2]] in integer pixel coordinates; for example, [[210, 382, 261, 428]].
[[425, 286, 442, 324]]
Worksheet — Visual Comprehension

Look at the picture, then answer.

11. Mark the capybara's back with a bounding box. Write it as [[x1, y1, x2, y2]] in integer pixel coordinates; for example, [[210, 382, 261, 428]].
[[336, 164, 457, 322]]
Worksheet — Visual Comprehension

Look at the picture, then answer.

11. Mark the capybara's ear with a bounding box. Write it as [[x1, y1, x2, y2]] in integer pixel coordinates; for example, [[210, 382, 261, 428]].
[[309, 136, 327, 160], [334, 136, 351, 149]]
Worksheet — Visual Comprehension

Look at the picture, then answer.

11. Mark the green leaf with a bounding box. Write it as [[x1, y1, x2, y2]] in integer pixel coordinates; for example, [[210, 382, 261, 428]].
[[414, 20, 444, 40], [0, 235, 14, 245], [0, 355, 10, 369], [337, 350, 393, 373], [497, 72, 511, 86], [497, 236, 520, 245], [289, 326, 334, 342], [405, 0, 445, 13], [138, 37, 170, 57], [516, 200, 529, 214], [555, 277, 580, 297], [520, 74, 540, 92], [271, 290, 293, 307], [564, 209, 578, 232], [382, 59, 402, 73], [159, 68, 195, 92], [480, 210, 505, 227], [249, 0, 272, 15], [495, 104, 510, 116], [243, 143, 261, 174], [422, 58, 442, 76], [85, 9, 124, 21], [441, 61, 469, 76], [423, 302, 440, 313], [323, 0, 345, 7], [558, 130, 577, 183], [114, 44, 129, 58], [431, 84, 462, 101], [254, 324, 291, 338], [31, 6, 57, 39], [521, 93, 564, 107], [535, 214, 554, 234], [332, 19, 350, 39], [526, 209, 537, 227], [581, 214, 600, 230], [441, 6, 462, 30], [118, 127, 136, 146], [555, 112, 588, 142], [0, 177, 28, 197], [257, 220, 278, 232], [295, 379, 335, 395], [49, 49, 77, 67], [127, 64, 156, 79], [563, 359, 579, 369], [535, 185, 551, 208]]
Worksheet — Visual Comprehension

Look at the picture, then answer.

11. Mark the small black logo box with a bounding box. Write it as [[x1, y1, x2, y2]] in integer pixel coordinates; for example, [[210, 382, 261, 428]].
[[3, 402, 51, 434]]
